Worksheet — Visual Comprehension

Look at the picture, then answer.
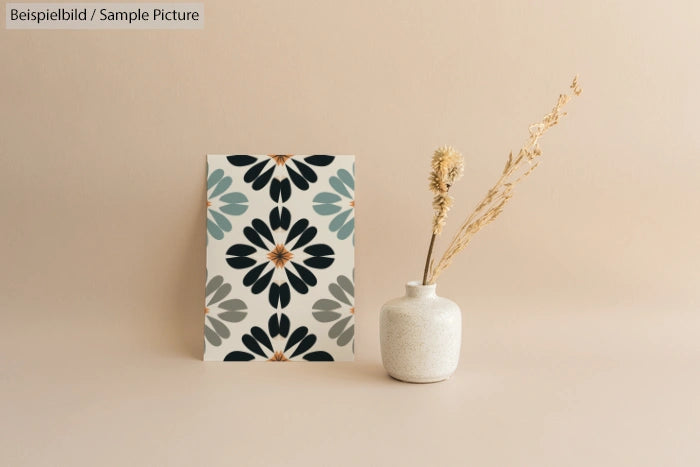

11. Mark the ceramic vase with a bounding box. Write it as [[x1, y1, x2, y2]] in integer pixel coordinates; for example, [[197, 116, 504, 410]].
[[379, 281, 461, 383]]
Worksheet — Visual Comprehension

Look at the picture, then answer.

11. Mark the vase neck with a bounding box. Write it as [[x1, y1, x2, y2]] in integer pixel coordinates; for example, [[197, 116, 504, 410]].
[[405, 281, 437, 298]]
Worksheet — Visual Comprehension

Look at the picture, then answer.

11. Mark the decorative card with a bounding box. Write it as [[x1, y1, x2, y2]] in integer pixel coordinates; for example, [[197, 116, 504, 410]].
[[204, 155, 355, 362]]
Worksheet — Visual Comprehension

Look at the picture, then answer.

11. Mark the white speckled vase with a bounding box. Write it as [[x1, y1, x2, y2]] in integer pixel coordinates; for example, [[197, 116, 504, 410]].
[[380, 281, 462, 383]]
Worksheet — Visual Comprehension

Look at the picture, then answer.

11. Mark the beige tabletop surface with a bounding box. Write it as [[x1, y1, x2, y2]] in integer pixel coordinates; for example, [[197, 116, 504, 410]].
[[2, 1, 699, 466]]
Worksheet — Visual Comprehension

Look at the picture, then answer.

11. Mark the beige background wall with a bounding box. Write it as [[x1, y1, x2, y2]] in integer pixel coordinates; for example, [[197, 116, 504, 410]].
[[2, 1, 699, 466]]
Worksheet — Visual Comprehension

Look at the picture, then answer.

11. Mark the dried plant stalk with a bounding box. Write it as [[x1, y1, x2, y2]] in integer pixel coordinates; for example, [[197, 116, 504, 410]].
[[422, 147, 464, 284], [426, 77, 582, 284]]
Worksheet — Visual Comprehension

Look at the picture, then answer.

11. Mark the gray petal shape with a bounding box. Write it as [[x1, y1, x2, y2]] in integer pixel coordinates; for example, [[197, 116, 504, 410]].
[[206, 275, 224, 297], [208, 316, 230, 339], [204, 325, 222, 346], [313, 310, 342, 323], [328, 315, 352, 338], [219, 299, 247, 312], [329, 283, 352, 306], [218, 310, 247, 323], [312, 299, 341, 311], [337, 325, 354, 347], [337, 275, 354, 298], [207, 283, 231, 306]]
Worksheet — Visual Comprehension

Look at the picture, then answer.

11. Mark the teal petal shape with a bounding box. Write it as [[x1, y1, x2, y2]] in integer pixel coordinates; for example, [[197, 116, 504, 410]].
[[219, 298, 247, 311], [204, 325, 221, 346], [337, 218, 354, 240], [218, 310, 247, 323], [207, 283, 231, 306], [337, 325, 354, 346], [329, 176, 351, 198], [208, 316, 230, 339], [220, 192, 247, 204], [210, 210, 232, 232], [312, 299, 342, 311], [329, 209, 352, 232], [313, 204, 342, 216], [328, 316, 352, 338], [210, 176, 232, 198], [206, 275, 224, 296], [337, 169, 354, 190], [207, 219, 224, 240], [313, 310, 342, 322], [220, 203, 248, 216], [313, 192, 342, 203], [337, 276, 354, 297], [329, 283, 352, 306], [207, 169, 224, 189]]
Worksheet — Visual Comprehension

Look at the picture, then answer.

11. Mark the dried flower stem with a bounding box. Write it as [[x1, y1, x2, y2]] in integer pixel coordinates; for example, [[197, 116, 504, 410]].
[[426, 77, 582, 284], [423, 147, 464, 285], [422, 233, 437, 285]]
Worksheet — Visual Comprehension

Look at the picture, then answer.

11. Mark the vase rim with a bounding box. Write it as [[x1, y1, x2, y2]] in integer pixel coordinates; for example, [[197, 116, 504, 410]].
[[405, 280, 437, 297]]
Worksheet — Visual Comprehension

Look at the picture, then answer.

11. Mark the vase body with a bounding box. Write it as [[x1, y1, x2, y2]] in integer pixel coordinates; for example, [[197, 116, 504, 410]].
[[380, 281, 461, 383]]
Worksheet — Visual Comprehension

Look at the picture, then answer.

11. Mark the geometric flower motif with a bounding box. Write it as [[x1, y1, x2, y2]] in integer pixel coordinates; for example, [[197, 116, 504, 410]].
[[225, 206, 334, 309], [207, 167, 249, 241], [226, 154, 335, 203], [312, 164, 355, 244], [224, 313, 334, 361], [204, 273, 248, 346], [312, 273, 355, 348]]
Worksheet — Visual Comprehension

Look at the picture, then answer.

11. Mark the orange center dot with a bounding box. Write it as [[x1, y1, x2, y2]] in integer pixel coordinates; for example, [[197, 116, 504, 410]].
[[267, 244, 294, 268], [269, 154, 293, 166], [268, 351, 289, 362]]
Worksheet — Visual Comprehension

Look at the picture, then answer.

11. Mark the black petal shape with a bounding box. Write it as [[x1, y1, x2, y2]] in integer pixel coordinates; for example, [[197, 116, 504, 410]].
[[291, 227, 317, 250], [251, 269, 274, 294], [227, 256, 256, 269], [279, 178, 291, 202], [290, 334, 317, 358], [286, 219, 309, 244], [269, 283, 281, 308], [304, 155, 334, 166], [286, 269, 309, 294], [291, 261, 317, 286], [252, 166, 275, 191], [244, 226, 269, 249], [304, 244, 334, 256], [279, 313, 290, 337], [268, 313, 291, 337], [252, 219, 275, 244], [251, 326, 273, 352], [285, 326, 308, 352], [224, 351, 255, 361], [227, 244, 256, 256], [291, 159, 317, 183], [269, 207, 291, 231], [242, 334, 268, 357], [278, 283, 291, 309], [243, 263, 268, 287], [268, 282, 291, 309], [270, 178, 282, 202], [227, 155, 257, 166], [268, 313, 280, 337], [303, 351, 334, 361], [287, 166, 309, 190], [244, 159, 270, 183], [304, 256, 334, 269]]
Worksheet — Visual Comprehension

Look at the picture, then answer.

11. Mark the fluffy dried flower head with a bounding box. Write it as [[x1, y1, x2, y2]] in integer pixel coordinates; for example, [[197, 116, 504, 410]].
[[432, 193, 453, 235], [429, 146, 464, 193]]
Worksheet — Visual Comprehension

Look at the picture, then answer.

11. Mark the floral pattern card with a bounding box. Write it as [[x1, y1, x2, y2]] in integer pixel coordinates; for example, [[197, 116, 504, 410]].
[[205, 155, 355, 362]]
